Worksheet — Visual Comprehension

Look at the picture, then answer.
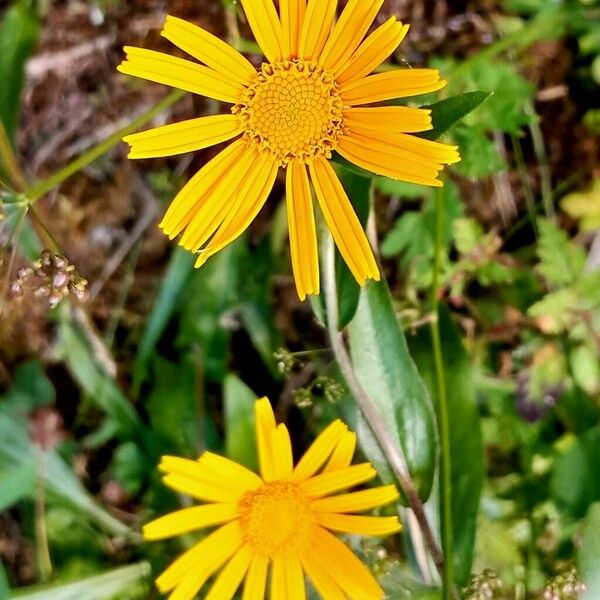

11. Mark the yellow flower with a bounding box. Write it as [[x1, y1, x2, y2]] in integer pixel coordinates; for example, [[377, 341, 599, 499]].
[[144, 398, 401, 600], [118, 0, 460, 299]]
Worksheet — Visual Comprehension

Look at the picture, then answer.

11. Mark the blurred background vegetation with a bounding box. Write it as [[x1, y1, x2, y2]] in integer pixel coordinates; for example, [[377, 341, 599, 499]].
[[0, 0, 599, 598]]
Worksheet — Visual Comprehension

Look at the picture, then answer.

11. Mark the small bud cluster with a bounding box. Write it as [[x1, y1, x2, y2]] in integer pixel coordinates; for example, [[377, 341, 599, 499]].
[[292, 375, 344, 408], [10, 249, 89, 308], [463, 569, 504, 600], [274, 348, 296, 375], [543, 567, 586, 600]]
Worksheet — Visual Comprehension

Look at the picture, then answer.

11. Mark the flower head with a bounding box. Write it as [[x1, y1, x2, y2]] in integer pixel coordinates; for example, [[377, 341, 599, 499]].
[[145, 398, 401, 599], [118, 0, 460, 299]]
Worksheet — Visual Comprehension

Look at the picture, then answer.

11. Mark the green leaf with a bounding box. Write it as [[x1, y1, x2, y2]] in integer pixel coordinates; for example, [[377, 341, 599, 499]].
[[420, 91, 491, 141], [552, 427, 600, 518], [561, 178, 600, 232], [12, 562, 151, 600], [536, 218, 587, 287], [347, 280, 436, 502], [134, 248, 194, 391], [0, 0, 39, 144], [0, 406, 131, 537], [55, 312, 149, 448], [0, 562, 9, 600], [146, 354, 202, 456], [408, 307, 484, 585], [224, 374, 258, 471], [0, 461, 37, 511], [579, 502, 600, 599]]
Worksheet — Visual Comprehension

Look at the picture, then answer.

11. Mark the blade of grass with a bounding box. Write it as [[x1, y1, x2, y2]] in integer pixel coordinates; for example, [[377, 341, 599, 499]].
[[12, 562, 151, 599]]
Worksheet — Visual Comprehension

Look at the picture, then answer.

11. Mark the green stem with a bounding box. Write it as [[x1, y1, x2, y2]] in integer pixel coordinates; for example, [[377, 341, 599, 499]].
[[322, 231, 447, 581], [0, 120, 27, 192], [526, 101, 555, 221], [25, 89, 185, 203], [430, 187, 454, 599]]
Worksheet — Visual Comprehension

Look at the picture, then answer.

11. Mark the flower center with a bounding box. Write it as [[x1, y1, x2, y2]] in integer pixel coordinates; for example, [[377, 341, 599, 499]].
[[238, 481, 315, 558], [233, 60, 344, 167]]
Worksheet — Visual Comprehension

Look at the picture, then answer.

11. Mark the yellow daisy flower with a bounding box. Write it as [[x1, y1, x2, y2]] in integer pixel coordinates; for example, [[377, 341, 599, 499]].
[[118, 0, 460, 299], [144, 397, 401, 599]]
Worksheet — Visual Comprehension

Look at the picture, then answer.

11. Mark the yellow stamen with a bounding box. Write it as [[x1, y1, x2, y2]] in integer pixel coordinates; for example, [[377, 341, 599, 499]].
[[233, 60, 343, 166], [238, 481, 315, 558]]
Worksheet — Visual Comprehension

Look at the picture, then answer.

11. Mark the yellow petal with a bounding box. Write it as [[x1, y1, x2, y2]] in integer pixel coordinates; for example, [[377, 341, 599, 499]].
[[336, 19, 410, 84], [346, 126, 460, 164], [319, 0, 384, 72], [193, 152, 278, 268], [293, 420, 347, 481], [308, 157, 380, 285], [298, 0, 337, 61], [344, 106, 433, 134], [270, 558, 285, 600], [117, 47, 244, 103], [156, 521, 242, 593], [311, 485, 400, 513], [162, 15, 256, 85], [286, 162, 319, 300], [123, 114, 242, 159], [341, 69, 446, 105], [272, 424, 294, 480], [198, 452, 264, 490], [316, 513, 402, 536], [323, 431, 356, 473], [301, 550, 346, 600], [300, 463, 377, 498], [284, 557, 306, 600], [311, 527, 385, 600], [159, 139, 247, 239], [337, 135, 444, 187], [205, 545, 253, 600], [240, 0, 285, 63], [280, 0, 306, 59], [143, 504, 238, 541], [255, 397, 278, 482], [160, 456, 254, 498], [242, 554, 269, 600], [161, 473, 243, 503], [179, 147, 257, 253]]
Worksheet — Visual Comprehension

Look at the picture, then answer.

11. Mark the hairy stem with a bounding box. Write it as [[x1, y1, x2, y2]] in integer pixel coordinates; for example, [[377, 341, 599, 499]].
[[322, 232, 446, 578], [430, 188, 454, 599]]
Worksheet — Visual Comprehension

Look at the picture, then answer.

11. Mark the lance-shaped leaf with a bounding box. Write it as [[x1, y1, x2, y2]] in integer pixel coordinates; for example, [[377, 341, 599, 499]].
[[347, 279, 436, 502]]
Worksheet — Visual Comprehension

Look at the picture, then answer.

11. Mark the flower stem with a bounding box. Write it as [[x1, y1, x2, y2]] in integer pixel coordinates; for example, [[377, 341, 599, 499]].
[[322, 232, 446, 579], [25, 89, 185, 204], [430, 187, 454, 600]]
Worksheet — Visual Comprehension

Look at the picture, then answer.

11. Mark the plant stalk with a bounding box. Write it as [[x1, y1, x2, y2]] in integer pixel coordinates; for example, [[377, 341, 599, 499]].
[[430, 188, 454, 600], [322, 232, 447, 580]]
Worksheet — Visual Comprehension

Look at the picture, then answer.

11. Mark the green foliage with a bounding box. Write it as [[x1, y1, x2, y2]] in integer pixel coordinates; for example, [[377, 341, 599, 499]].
[[579, 503, 600, 598], [561, 179, 600, 231], [536, 219, 587, 287], [224, 374, 258, 470], [347, 279, 436, 502], [12, 563, 151, 600], [0, 364, 131, 537], [410, 308, 484, 585], [0, 0, 39, 144], [435, 58, 536, 178], [381, 182, 463, 290], [421, 92, 492, 141]]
